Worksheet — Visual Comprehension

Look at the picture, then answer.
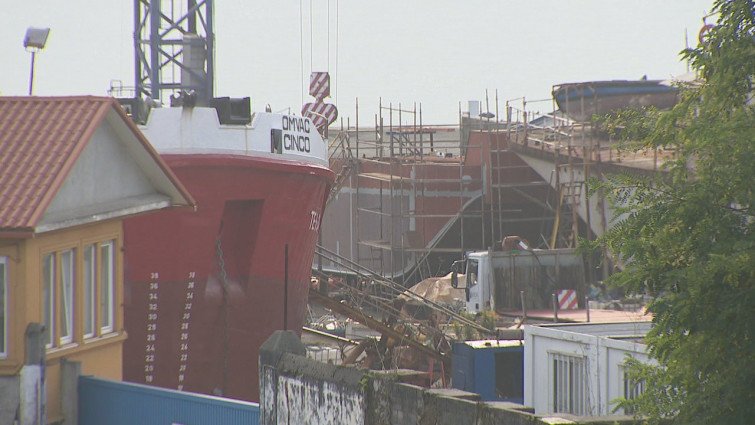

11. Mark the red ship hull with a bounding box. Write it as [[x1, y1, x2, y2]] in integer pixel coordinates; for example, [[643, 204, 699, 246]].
[[122, 154, 333, 401]]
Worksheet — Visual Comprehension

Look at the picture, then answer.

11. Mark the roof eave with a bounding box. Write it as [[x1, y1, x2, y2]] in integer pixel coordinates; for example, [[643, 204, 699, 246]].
[[0, 229, 36, 239], [35, 198, 177, 234]]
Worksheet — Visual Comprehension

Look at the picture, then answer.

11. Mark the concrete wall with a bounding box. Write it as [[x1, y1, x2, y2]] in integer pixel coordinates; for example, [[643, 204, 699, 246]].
[[0, 374, 22, 424], [260, 330, 642, 425], [260, 331, 365, 425]]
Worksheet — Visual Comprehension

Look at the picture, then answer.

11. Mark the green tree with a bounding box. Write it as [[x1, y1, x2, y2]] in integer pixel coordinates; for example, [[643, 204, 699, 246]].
[[595, 1, 755, 423]]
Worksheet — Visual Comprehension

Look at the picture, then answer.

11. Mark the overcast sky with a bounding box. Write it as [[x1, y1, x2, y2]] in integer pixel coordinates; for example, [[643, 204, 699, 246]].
[[2, 0, 713, 124]]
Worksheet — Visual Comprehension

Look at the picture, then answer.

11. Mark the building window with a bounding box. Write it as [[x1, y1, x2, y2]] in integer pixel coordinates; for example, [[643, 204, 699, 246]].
[[43, 253, 55, 347], [60, 249, 75, 344], [466, 259, 478, 308], [83, 245, 96, 338], [42, 239, 116, 349], [551, 353, 588, 415], [466, 259, 478, 289], [100, 241, 114, 333], [84, 241, 115, 338], [0, 257, 7, 357]]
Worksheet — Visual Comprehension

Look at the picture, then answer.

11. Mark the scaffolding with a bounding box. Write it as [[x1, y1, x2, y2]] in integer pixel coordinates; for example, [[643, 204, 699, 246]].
[[322, 97, 561, 286], [503, 87, 674, 286], [316, 84, 678, 338], [352, 100, 476, 284], [503, 97, 582, 249]]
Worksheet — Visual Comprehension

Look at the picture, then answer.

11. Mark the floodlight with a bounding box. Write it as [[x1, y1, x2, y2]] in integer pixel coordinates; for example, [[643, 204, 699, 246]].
[[24, 27, 51, 95], [24, 27, 50, 50]]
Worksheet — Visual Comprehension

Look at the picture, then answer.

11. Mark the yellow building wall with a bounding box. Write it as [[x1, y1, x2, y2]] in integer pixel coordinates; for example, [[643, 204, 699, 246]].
[[45, 334, 126, 423], [1, 219, 126, 423], [0, 241, 24, 375]]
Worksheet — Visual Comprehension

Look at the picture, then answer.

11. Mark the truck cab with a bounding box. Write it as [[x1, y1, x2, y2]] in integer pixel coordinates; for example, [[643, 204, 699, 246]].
[[463, 251, 492, 314], [455, 247, 585, 315]]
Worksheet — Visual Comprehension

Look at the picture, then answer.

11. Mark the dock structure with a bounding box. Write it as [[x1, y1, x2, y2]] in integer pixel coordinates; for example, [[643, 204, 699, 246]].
[[319, 94, 669, 288]]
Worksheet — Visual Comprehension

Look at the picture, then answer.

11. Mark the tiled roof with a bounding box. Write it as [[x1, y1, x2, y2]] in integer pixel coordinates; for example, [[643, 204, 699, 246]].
[[0, 96, 194, 234]]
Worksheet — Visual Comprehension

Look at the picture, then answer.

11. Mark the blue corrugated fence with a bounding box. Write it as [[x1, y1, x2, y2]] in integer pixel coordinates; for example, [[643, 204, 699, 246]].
[[79, 376, 260, 425]]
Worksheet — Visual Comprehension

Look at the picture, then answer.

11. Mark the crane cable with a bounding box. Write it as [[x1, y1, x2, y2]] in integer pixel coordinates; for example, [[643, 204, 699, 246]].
[[310, 0, 314, 71], [300, 1, 339, 105], [334, 0, 339, 104], [299, 0, 304, 106]]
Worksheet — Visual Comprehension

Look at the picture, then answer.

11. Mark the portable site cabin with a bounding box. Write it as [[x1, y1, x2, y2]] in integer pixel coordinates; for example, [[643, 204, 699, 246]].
[[523, 321, 652, 417]]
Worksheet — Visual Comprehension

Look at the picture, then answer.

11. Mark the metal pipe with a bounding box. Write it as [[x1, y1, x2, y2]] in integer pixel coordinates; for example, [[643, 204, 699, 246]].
[[585, 296, 591, 322], [485, 89, 495, 246], [496, 89, 503, 243], [284, 244, 289, 330], [553, 293, 559, 322], [28, 51, 36, 96], [314, 244, 490, 333]]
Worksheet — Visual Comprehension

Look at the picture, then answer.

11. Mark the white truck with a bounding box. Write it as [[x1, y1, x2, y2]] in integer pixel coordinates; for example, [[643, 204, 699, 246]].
[[453, 246, 586, 314]]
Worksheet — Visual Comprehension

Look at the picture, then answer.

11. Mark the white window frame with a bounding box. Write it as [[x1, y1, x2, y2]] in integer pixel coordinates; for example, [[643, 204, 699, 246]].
[[550, 352, 588, 415], [83, 244, 96, 338], [60, 249, 75, 345], [43, 253, 55, 348], [0, 256, 7, 358], [100, 241, 114, 334]]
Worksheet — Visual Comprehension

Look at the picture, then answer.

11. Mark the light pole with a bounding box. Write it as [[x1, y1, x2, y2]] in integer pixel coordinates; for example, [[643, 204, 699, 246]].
[[24, 27, 50, 96]]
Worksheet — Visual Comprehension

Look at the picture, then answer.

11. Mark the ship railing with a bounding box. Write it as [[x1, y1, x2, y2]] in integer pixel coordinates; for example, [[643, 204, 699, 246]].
[[330, 124, 463, 161], [327, 131, 358, 205], [107, 79, 139, 99], [328, 131, 354, 162], [505, 100, 672, 170]]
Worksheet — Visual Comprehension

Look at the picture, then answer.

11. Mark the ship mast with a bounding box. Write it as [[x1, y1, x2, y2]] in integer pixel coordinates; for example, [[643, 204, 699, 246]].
[[134, 0, 215, 105]]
